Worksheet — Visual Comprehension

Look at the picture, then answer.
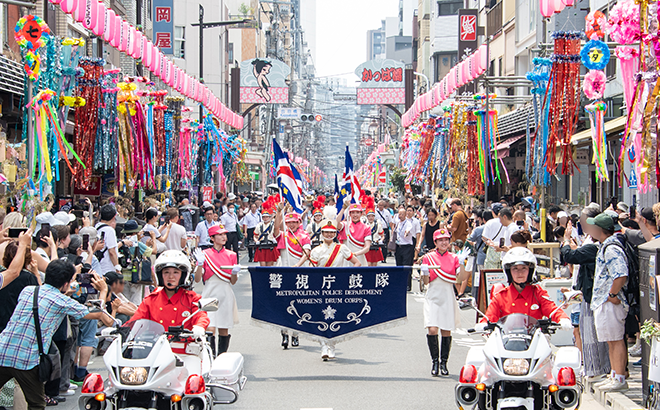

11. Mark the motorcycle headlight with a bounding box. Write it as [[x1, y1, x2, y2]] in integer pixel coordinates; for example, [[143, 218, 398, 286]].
[[120, 367, 149, 385], [502, 358, 529, 376]]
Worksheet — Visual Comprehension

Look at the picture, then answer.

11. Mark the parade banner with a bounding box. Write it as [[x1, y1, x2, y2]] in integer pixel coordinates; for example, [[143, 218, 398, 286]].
[[249, 267, 410, 341]]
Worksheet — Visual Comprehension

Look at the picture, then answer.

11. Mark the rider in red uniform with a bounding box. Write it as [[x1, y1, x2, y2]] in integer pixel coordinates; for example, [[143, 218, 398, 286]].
[[131, 250, 210, 333], [480, 248, 571, 327]]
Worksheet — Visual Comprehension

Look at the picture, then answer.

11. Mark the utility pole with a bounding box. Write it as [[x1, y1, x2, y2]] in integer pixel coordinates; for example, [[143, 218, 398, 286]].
[[191, 7, 252, 199]]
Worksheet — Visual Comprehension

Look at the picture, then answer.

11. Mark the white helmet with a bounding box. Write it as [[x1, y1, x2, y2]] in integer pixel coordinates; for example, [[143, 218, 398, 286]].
[[155, 250, 192, 290], [502, 247, 537, 287]]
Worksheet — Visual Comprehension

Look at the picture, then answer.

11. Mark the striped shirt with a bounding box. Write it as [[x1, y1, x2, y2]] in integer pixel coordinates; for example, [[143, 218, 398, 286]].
[[0, 284, 88, 370]]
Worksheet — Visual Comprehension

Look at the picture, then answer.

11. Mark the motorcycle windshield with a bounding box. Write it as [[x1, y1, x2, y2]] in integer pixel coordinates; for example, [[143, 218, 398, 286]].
[[121, 319, 165, 359], [497, 314, 538, 351]]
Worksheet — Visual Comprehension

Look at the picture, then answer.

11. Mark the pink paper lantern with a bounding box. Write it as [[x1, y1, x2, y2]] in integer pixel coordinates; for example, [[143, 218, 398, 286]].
[[74, 0, 85, 22], [82, 0, 96, 30], [119, 21, 129, 52], [167, 61, 175, 86], [153, 52, 162, 76], [103, 8, 115, 42], [143, 41, 152, 67], [111, 15, 121, 48], [182, 74, 189, 96], [463, 60, 471, 83], [126, 27, 135, 57], [132, 31, 143, 58], [61, 0, 76, 14], [447, 67, 456, 92], [51, 0, 63, 5], [93, 2, 105, 36], [540, 0, 554, 17], [553, 0, 565, 13]]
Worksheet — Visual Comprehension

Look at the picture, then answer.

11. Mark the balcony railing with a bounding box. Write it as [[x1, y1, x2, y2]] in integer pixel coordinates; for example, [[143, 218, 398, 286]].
[[487, 1, 503, 36]]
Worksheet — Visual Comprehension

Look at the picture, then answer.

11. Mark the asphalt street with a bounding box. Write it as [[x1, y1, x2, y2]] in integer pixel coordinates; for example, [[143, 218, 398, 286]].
[[49, 254, 609, 410]]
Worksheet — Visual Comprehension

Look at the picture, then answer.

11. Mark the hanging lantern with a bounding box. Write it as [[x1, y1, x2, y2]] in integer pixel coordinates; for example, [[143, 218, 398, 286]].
[[74, 0, 85, 22], [61, 0, 76, 14], [103, 8, 115, 42], [540, 0, 554, 17], [92, 1, 105, 36], [553, 0, 565, 13]]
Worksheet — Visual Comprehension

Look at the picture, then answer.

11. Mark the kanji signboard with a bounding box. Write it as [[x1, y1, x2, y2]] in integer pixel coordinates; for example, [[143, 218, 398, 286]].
[[152, 0, 173, 54], [354, 59, 406, 105], [458, 9, 478, 59]]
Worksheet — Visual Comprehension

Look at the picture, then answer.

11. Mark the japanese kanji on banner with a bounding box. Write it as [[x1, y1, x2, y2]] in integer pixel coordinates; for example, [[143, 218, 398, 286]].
[[152, 0, 173, 53], [248, 267, 409, 341]]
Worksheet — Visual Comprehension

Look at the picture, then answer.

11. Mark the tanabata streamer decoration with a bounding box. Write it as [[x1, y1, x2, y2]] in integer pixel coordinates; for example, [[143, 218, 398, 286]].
[[14, 15, 52, 81], [526, 58, 552, 186], [74, 57, 103, 189], [94, 68, 120, 172], [27, 90, 85, 188], [475, 108, 501, 186], [606, 0, 640, 45], [586, 102, 609, 182], [541, 31, 583, 176]]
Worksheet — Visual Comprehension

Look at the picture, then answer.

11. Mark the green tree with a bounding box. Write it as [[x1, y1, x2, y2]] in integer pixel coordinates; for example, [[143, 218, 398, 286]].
[[390, 167, 407, 195], [238, 3, 253, 16]]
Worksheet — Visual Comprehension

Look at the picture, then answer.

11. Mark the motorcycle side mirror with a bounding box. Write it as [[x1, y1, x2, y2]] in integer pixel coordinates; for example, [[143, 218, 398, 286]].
[[198, 298, 219, 312], [458, 296, 476, 311]]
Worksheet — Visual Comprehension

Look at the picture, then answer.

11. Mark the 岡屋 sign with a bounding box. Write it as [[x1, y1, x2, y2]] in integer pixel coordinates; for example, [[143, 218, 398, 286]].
[[354, 59, 406, 105], [152, 0, 174, 53]]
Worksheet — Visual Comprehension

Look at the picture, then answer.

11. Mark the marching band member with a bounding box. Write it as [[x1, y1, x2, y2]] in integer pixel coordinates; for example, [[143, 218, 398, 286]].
[[253, 208, 279, 266], [306, 207, 324, 248], [365, 207, 385, 266], [420, 228, 461, 377], [336, 203, 372, 266], [273, 202, 312, 349], [192, 224, 239, 357], [309, 220, 361, 360]]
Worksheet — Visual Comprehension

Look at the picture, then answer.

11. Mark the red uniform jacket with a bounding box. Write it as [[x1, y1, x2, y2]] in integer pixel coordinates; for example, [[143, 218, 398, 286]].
[[131, 288, 210, 330], [482, 284, 569, 323]]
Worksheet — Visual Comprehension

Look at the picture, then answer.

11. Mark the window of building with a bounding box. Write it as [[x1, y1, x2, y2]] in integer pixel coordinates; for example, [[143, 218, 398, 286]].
[[174, 26, 185, 59], [228, 43, 234, 64], [147, 0, 152, 20], [438, 0, 463, 15]]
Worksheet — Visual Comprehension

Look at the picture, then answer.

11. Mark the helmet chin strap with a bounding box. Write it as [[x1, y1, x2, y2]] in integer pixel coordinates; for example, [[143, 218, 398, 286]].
[[514, 281, 527, 289]]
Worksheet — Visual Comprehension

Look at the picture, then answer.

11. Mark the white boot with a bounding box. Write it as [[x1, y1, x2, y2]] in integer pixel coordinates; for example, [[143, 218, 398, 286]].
[[327, 343, 336, 359], [321, 342, 329, 361]]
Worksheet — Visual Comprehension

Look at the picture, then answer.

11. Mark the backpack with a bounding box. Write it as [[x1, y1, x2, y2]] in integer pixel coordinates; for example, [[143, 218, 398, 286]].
[[602, 233, 640, 308]]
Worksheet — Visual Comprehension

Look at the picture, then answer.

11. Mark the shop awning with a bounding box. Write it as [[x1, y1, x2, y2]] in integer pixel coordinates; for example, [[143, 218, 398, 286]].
[[571, 116, 627, 145], [492, 134, 525, 157], [0, 55, 24, 95]]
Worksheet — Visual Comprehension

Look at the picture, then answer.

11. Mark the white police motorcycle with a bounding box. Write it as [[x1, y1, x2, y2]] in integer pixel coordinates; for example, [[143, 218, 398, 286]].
[[455, 290, 583, 410]]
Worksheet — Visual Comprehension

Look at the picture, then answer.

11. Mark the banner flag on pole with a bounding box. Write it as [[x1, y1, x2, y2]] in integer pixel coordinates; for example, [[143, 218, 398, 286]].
[[273, 138, 304, 213]]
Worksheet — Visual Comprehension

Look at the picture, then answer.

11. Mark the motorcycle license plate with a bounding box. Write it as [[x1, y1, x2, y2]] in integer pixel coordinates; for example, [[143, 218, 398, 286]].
[[498, 397, 534, 410]]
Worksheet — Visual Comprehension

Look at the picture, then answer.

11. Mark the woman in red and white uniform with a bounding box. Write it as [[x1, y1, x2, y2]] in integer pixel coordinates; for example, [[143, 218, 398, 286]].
[[253, 209, 279, 266], [309, 220, 361, 360], [193, 224, 239, 357], [273, 204, 312, 348], [273, 204, 312, 267], [420, 228, 460, 377], [364, 208, 385, 266], [337, 203, 372, 266]]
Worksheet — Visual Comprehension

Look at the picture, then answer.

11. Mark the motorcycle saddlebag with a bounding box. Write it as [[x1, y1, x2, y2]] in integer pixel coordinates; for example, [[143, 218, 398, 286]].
[[209, 352, 246, 402]]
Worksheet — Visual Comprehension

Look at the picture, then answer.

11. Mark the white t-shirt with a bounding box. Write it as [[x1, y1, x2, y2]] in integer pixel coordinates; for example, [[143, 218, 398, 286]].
[[165, 223, 187, 251], [481, 218, 504, 242], [96, 223, 118, 274]]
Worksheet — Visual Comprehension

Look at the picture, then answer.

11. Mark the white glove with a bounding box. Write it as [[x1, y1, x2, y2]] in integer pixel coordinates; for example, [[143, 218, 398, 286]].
[[559, 318, 573, 331], [421, 265, 430, 276], [474, 322, 487, 332], [193, 248, 205, 266], [192, 325, 206, 339], [232, 266, 241, 275]]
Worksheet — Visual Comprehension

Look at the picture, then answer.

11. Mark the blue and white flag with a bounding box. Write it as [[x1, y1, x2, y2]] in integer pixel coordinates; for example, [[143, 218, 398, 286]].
[[249, 266, 409, 341], [273, 138, 304, 213]]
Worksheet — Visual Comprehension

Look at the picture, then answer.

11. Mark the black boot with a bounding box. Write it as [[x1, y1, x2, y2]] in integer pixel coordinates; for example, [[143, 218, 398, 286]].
[[281, 331, 289, 349], [427, 334, 440, 376], [209, 335, 217, 358], [440, 336, 452, 376], [217, 335, 231, 356], [291, 335, 299, 347]]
